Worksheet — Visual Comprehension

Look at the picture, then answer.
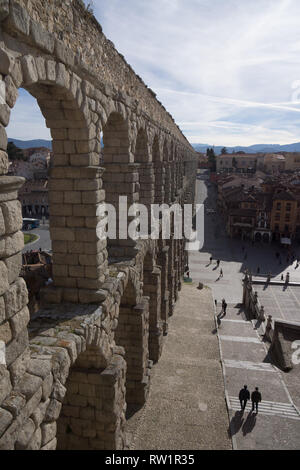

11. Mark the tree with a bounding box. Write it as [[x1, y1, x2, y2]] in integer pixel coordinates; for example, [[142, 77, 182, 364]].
[[206, 147, 216, 171], [221, 147, 227, 155], [7, 142, 26, 161]]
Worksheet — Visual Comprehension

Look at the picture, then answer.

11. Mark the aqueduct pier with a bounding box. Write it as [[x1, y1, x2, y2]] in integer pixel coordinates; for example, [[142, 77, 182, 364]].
[[0, 0, 197, 450]]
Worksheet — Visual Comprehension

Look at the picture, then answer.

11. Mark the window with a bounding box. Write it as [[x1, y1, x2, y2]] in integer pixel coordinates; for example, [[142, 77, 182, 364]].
[[285, 214, 290, 222], [286, 203, 291, 212], [276, 202, 281, 210], [275, 213, 280, 221]]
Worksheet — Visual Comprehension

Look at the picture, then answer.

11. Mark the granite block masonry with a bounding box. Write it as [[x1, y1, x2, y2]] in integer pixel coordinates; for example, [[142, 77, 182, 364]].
[[0, 0, 197, 450]]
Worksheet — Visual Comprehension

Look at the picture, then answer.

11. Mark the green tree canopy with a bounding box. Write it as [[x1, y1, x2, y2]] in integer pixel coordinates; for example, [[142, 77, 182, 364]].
[[7, 142, 26, 161]]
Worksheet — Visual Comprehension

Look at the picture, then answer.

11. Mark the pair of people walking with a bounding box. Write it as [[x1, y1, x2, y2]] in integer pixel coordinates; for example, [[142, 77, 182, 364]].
[[239, 385, 262, 413]]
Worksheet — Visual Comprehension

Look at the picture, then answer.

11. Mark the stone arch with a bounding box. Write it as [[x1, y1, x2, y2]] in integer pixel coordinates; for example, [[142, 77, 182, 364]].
[[142, 249, 163, 363], [163, 139, 172, 204], [0, 52, 108, 306], [153, 135, 164, 205], [135, 127, 150, 164], [102, 112, 131, 164], [101, 112, 139, 259], [135, 128, 154, 232], [114, 276, 150, 410]]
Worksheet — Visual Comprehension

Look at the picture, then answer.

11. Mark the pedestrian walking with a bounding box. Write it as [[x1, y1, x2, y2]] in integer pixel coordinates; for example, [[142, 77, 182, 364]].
[[251, 387, 262, 413], [219, 268, 223, 278], [214, 299, 217, 307], [239, 385, 250, 411], [222, 300, 227, 316], [281, 274, 284, 281], [209, 256, 213, 265], [217, 259, 220, 267], [257, 267, 260, 274]]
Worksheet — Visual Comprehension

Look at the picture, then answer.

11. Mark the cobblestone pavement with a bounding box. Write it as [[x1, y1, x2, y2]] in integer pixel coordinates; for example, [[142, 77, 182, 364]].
[[217, 304, 300, 450], [127, 285, 232, 450]]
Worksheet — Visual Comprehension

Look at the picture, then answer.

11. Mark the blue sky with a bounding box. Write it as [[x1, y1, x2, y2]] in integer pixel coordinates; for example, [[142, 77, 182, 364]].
[[7, 0, 300, 146]]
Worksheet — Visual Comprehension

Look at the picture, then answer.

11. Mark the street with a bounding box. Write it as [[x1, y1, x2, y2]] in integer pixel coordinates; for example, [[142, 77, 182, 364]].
[[22, 220, 51, 253]]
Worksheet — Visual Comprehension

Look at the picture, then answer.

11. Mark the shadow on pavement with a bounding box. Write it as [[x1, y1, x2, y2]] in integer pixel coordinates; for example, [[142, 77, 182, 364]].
[[242, 411, 257, 436], [229, 410, 244, 436]]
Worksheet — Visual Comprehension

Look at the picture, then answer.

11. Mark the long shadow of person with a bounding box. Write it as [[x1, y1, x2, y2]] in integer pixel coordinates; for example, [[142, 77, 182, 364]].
[[242, 411, 257, 436], [229, 410, 244, 436]]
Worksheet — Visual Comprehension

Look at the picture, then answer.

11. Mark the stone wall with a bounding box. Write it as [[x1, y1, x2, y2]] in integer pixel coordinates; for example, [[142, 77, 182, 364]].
[[0, 0, 198, 449]]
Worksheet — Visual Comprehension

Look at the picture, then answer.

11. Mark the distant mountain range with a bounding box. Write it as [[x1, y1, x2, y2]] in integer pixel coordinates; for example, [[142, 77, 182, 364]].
[[8, 138, 52, 150], [8, 138, 300, 155], [192, 142, 300, 154]]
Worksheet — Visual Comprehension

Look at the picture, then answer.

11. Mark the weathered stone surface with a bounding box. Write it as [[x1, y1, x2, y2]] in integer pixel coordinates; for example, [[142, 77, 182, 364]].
[[26, 427, 41, 450], [30, 21, 55, 53], [42, 373, 53, 402], [1, 200, 22, 234], [0, 366, 12, 405], [41, 422, 56, 446], [27, 358, 52, 379], [0, 407, 12, 437], [35, 56, 46, 81], [8, 347, 30, 387], [3, 278, 28, 319], [0, 261, 9, 296], [5, 329, 29, 367], [0, 0, 197, 451], [0, 151, 9, 176], [41, 437, 56, 450], [5, 231, 24, 256], [4, 75, 18, 108], [10, 306, 30, 338], [14, 373, 42, 400], [5, 1, 30, 35], [10, 60, 23, 88], [2, 392, 26, 418], [4, 252, 22, 285], [30, 398, 50, 427], [51, 379, 66, 402], [44, 398, 62, 422], [0, 125, 7, 151], [0, 297, 5, 324], [0, 104, 10, 127], [15, 418, 35, 449], [21, 55, 38, 85], [0, 320, 12, 344]]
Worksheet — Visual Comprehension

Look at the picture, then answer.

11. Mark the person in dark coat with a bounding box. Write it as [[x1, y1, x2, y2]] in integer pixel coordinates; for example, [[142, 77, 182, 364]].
[[239, 385, 250, 410], [251, 387, 262, 413]]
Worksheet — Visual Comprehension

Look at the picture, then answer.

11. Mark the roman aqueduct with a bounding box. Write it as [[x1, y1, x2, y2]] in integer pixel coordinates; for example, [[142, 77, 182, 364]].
[[0, 0, 197, 449]]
